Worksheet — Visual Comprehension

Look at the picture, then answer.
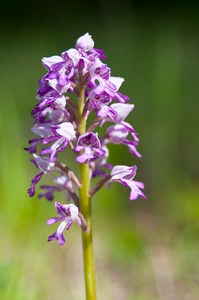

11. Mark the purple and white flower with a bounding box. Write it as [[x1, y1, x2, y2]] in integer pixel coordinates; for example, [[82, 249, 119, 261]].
[[41, 122, 76, 161], [110, 165, 146, 200], [41, 51, 78, 95], [47, 202, 81, 245], [97, 103, 134, 125], [105, 124, 141, 157], [76, 33, 95, 52], [26, 33, 145, 246], [75, 132, 106, 163]]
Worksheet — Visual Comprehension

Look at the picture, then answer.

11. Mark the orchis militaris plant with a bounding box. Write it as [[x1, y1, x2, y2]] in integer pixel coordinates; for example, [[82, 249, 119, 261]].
[[25, 33, 146, 300]]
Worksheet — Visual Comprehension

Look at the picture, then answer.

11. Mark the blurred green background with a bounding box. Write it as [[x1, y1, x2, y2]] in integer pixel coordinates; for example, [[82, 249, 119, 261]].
[[1, 1, 199, 299]]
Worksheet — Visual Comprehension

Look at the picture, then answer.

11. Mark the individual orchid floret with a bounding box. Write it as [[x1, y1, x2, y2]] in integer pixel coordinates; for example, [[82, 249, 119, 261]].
[[42, 52, 77, 95], [76, 33, 95, 52], [88, 76, 129, 114], [98, 103, 134, 125], [97, 103, 139, 143], [42, 55, 64, 71], [26, 115, 70, 155], [89, 58, 110, 82], [87, 90, 113, 116], [41, 122, 76, 161], [32, 92, 67, 121], [90, 77, 121, 102], [105, 124, 129, 144], [47, 202, 82, 245], [42, 50, 80, 72], [75, 132, 106, 163], [110, 165, 146, 200], [105, 124, 141, 158]]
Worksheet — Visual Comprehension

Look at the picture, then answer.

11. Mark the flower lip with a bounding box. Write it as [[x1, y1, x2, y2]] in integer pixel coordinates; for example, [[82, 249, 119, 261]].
[[110, 165, 146, 200], [75, 132, 106, 164], [77, 132, 100, 148]]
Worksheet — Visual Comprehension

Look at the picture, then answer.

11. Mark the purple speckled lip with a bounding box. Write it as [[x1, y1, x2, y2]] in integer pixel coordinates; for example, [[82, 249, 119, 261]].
[[74, 132, 106, 164]]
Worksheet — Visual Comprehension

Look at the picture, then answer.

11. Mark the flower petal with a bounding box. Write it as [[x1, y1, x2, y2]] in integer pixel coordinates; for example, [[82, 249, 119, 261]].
[[42, 56, 63, 70], [46, 217, 61, 225], [55, 122, 76, 140], [111, 165, 137, 181], [33, 154, 55, 173], [76, 33, 94, 51]]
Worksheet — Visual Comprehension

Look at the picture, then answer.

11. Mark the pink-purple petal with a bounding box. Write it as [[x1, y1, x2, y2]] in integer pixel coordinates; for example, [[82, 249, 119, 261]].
[[46, 217, 61, 225]]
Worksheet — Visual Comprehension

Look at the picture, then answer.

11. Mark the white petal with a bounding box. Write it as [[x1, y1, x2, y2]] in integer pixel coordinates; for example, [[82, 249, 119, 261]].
[[110, 103, 134, 122], [54, 96, 66, 109], [109, 76, 124, 90], [76, 33, 94, 51], [42, 56, 63, 70], [56, 122, 76, 140], [67, 48, 80, 66], [111, 165, 137, 181], [63, 204, 79, 220], [57, 220, 68, 235], [33, 154, 55, 173], [111, 165, 131, 180]]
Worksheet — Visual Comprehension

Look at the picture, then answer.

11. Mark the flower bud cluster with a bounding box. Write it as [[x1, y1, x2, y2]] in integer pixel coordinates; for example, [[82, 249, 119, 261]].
[[26, 33, 146, 244]]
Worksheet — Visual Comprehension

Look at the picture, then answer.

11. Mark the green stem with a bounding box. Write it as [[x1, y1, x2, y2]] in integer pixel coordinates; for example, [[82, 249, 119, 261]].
[[78, 82, 97, 300]]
